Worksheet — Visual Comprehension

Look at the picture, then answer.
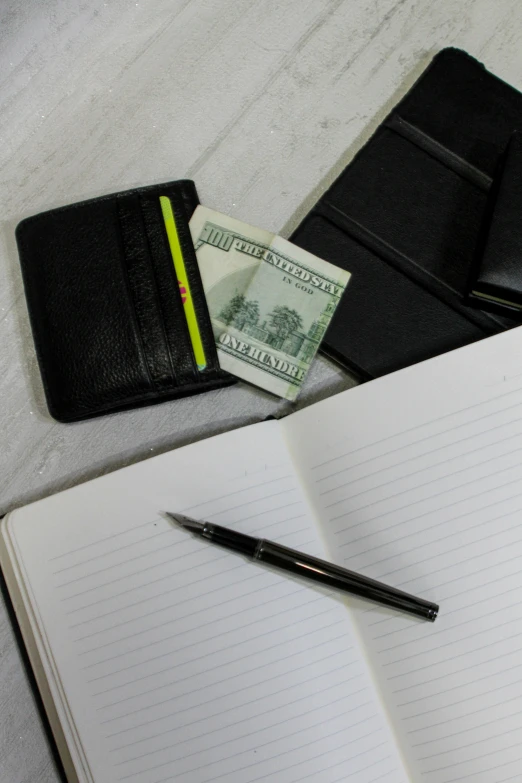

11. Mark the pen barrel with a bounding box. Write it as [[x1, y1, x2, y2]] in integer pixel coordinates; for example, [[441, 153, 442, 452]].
[[255, 541, 438, 622], [203, 523, 258, 558]]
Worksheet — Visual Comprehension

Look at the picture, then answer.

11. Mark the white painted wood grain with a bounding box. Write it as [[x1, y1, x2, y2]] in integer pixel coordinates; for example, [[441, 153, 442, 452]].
[[1, 1, 522, 780]]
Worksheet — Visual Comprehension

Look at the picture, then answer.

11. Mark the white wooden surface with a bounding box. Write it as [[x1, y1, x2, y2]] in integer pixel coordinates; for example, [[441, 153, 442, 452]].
[[1, 1, 522, 780]]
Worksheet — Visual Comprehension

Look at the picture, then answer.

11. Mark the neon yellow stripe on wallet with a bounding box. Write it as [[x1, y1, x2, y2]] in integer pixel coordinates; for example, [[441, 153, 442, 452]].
[[159, 196, 207, 370]]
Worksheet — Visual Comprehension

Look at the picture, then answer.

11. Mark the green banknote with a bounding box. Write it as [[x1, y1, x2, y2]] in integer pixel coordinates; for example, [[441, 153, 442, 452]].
[[190, 206, 351, 400]]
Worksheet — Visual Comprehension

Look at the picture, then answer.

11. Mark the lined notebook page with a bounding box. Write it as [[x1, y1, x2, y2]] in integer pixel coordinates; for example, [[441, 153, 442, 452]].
[[7, 422, 406, 783], [283, 326, 522, 783]]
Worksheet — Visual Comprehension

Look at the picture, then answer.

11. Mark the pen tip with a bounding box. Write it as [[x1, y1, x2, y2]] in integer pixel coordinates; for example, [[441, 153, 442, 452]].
[[164, 512, 204, 532]]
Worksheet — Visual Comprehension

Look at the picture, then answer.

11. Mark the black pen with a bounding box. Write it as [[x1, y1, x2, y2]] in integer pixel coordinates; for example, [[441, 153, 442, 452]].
[[166, 513, 438, 622]]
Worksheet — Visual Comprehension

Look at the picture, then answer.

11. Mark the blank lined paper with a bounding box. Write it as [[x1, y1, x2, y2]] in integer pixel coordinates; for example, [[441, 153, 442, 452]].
[[8, 422, 406, 783], [284, 326, 522, 783]]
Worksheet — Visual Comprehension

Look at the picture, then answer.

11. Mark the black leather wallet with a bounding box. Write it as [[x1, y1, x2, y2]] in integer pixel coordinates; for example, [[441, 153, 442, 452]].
[[468, 132, 522, 317], [16, 179, 234, 422], [291, 48, 522, 380]]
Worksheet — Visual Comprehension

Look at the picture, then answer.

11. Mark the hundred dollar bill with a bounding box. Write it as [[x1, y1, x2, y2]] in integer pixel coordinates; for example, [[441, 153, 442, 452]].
[[189, 206, 351, 400]]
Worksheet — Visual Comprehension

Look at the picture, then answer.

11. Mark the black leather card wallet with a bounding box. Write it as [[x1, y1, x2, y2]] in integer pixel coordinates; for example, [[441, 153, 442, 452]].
[[16, 179, 235, 422]]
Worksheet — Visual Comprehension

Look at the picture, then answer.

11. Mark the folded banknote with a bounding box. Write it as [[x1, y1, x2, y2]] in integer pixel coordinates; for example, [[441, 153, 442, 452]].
[[190, 206, 351, 400]]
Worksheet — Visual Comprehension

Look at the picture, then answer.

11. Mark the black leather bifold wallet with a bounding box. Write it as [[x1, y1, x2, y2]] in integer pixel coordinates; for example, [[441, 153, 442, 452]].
[[16, 180, 234, 422], [291, 48, 522, 380]]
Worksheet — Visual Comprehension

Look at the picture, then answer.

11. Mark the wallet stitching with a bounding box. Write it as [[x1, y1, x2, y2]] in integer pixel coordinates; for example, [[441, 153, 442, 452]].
[[116, 195, 176, 391], [141, 204, 179, 384], [110, 203, 157, 393]]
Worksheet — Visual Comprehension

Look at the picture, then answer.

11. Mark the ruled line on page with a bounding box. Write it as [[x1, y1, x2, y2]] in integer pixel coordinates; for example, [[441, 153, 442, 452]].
[[48, 519, 158, 562], [51, 470, 294, 572], [378, 595, 522, 653], [405, 691, 522, 735], [421, 739, 522, 775], [400, 669, 522, 719], [411, 710, 522, 748], [179, 470, 292, 513], [87, 596, 329, 690], [115, 689, 370, 769], [378, 527, 522, 587], [56, 537, 197, 589], [335, 470, 522, 543], [77, 565, 277, 656], [55, 485, 302, 588], [109, 644, 355, 750], [104, 666, 360, 751], [80, 576, 324, 669], [397, 642, 522, 700], [310, 380, 522, 473], [297, 756, 395, 783], [144, 732, 391, 783], [396, 668, 522, 706], [119, 703, 366, 768], [102, 658, 362, 740], [317, 415, 522, 493], [52, 470, 296, 577], [73, 567, 286, 645], [117, 724, 385, 782], [86, 587, 312, 683], [52, 529, 172, 575], [417, 726, 522, 761], [80, 574, 272, 669], [111, 692, 356, 759], [340, 492, 522, 567], [63, 510, 307, 617], [55, 485, 300, 589], [60, 515, 306, 605], [100, 627, 350, 724], [90, 600, 335, 701], [72, 570, 274, 632], [322, 435, 522, 511], [424, 754, 522, 783], [331, 460, 522, 529], [342, 496, 522, 567]]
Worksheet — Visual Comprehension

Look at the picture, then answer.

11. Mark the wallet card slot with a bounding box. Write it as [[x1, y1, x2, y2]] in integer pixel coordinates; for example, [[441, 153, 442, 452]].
[[139, 194, 199, 386], [160, 189, 222, 379], [117, 194, 176, 391], [159, 195, 207, 370]]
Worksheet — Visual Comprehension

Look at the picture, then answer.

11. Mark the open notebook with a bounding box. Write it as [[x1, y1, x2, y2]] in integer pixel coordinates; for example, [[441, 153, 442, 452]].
[[3, 326, 522, 783]]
